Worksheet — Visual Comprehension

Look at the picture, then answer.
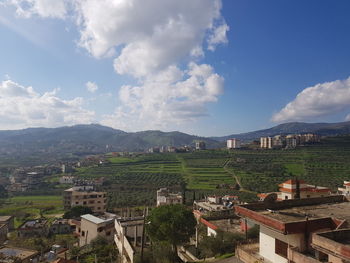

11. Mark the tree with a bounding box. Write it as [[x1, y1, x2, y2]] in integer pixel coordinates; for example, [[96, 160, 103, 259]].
[[0, 185, 8, 198], [146, 204, 196, 262], [63, 206, 93, 219]]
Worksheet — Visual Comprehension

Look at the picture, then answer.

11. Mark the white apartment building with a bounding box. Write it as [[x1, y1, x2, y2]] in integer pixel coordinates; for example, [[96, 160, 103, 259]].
[[227, 138, 241, 149], [260, 137, 273, 149], [78, 213, 116, 246]]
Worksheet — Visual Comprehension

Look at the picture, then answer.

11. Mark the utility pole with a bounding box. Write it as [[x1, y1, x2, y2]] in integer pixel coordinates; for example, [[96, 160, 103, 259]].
[[140, 208, 146, 263]]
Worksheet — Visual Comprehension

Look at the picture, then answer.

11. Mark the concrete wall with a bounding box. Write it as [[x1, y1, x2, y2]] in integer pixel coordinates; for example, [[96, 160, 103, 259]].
[[259, 225, 306, 263], [207, 227, 217, 237]]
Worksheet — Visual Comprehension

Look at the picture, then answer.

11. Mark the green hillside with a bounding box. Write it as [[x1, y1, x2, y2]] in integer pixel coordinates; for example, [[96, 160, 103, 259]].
[[75, 135, 350, 208]]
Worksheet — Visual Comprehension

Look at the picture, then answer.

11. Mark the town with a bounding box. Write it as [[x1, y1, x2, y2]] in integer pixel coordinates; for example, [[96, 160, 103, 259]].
[[1, 0, 350, 262], [0, 131, 349, 263]]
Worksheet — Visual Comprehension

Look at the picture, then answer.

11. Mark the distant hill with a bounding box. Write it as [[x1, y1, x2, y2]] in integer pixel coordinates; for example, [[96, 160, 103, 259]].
[[213, 121, 350, 142], [1, 121, 350, 163], [0, 124, 222, 157]]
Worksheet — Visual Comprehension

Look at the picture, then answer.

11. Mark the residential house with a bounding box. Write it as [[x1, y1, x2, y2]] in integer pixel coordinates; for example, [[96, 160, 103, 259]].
[[257, 179, 331, 201], [338, 180, 350, 198], [50, 219, 73, 235], [194, 195, 237, 213], [63, 185, 107, 213], [156, 188, 183, 206], [17, 219, 49, 238], [235, 195, 350, 263], [78, 213, 116, 246], [59, 176, 75, 185]]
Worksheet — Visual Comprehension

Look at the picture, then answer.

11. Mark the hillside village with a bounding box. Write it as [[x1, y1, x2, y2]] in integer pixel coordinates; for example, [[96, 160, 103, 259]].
[[0, 132, 350, 263], [0, 178, 350, 263]]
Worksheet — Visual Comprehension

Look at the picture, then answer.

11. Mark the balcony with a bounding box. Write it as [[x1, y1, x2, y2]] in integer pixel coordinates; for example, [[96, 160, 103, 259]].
[[235, 243, 269, 263]]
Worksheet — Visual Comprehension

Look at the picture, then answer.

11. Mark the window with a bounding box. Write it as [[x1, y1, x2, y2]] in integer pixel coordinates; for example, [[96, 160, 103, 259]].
[[83, 201, 87, 205], [82, 231, 85, 237], [275, 239, 288, 258], [285, 196, 288, 200]]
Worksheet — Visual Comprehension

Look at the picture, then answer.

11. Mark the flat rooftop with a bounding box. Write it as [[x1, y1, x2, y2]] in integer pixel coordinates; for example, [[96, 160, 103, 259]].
[[195, 201, 232, 211], [235, 195, 350, 234], [208, 218, 241, 233], [259, 201, 350, 223], [0, 216, 13, 222], [237, 195, 349, 222], [81, 213, 116, 224], [20, 219, 47, 229], [0, 246, 38, 260]]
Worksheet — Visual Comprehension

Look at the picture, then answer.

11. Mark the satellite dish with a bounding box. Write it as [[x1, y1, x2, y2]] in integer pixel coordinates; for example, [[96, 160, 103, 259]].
[[263, 193, 277, 204]]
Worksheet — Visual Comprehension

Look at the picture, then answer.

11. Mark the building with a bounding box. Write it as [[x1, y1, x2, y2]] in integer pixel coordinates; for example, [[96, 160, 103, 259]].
[[114, 216, 145, 263], [235, 195, 350, 263], [278, 179, 331, 200], [50, 219, 73, 235], [257, 179, 331, 201], [227, 138, 241, 149], [156, 188, 183, 206], [0, 246, 39, 263], [193, 195, 237, 213], [272, 135, 285, 148], [63, 185, 107, 213], [0, 224, 8, 243], [285, 134, 297, 148], [338, 180, 350, 198], [195, 141, 206, 150], [78, 213, 116, 246], [260, 137, 273, 149], [59, 176, 75, 184], [0, 216, 14, 231], [17, 219, 49, 238], [193, 210, 242, 237]]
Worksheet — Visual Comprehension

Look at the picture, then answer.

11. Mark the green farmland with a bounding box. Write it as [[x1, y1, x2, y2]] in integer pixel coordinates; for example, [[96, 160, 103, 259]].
[[0, 195, 63, 227], [1, 135, 341, 210]]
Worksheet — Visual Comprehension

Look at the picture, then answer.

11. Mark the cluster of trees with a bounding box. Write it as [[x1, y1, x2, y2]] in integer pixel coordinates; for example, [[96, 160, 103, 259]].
[[141, 204, 196, 263], [69, 237, 117, 263], [63, 206, 93, 219]]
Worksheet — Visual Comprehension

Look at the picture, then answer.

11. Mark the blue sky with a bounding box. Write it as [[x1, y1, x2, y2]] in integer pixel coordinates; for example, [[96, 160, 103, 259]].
[[1, 0, 350, 136]]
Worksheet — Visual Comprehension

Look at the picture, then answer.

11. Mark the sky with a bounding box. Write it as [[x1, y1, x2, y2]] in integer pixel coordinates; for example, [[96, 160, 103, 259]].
[[1, 0, 350, 136]]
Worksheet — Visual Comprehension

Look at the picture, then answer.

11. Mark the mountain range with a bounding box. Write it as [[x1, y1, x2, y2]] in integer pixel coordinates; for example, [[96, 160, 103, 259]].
[[0, 121, 350, 158]]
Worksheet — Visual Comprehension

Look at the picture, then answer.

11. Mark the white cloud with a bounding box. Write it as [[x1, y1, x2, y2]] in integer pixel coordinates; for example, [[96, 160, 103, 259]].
[[86, 81, 98, 93], [272, 77, 350, 123], [5, 0, 68, 18], [5, 0, 228, 130], [0, 79, 95, 129], [207, 23, 229, 51], [101, 63, 223, 130], [74, 0, 227, 128]]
